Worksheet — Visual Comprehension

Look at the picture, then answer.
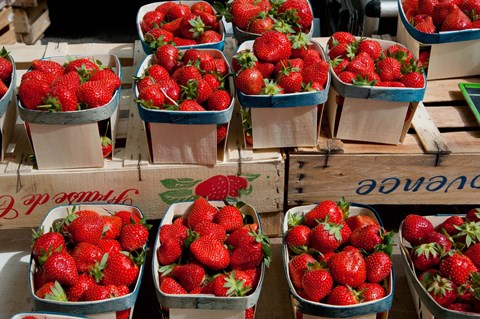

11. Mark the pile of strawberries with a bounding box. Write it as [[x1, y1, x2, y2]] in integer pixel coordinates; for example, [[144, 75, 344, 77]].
[[233, 30, 329, 95], [328, 31, 426, 88], [0, 47, 13, 100], [401, 210, 480, 313], [285, 199, 393, 308], [135, 46, 233, 144], [215, 0, 313, 35], [140, 1, 223, 52], [402, 0, 480, 33], [30, 207, 150, 319], [155, 197, 271, 319], [18, 57, 121, 112]]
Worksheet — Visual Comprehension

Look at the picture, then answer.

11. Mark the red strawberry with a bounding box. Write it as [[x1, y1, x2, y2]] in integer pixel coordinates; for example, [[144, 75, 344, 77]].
[[114, 210, 141, 225], [417, 0, 439, 15], [337, 71, 358, 84], [89, 69, 121, 90], [32, 230, 66, 265], [465, 243, 480, 267], [439, 252, 478, 285], [44, 252, 79, 286], [401, 71, 425, 88], [207, 89, 232, 111], [182, 78, 213, 104], [190, 236, 230, 271], [303, 199, 345, 227], [288, 253, 317, 289], [347, 51, 376, 78], [157, 237, 183, 266], [302, 268, 333, 302], [191, 1, 214, 14], [358, 282, 386, 302], [31, 59, 64, 78], [376, 56, 403, 81], [426, 275, 457, 307], [277, 0, 313, 32], [212, 272, 250, 297], [253, 30, 292, 64], [401, 214, 434, 245], [67, 273, 96, 301], [423, 231, 452, 252], [285, 225, 311, 253], [460, 0, 480, 20], [327, 31, 356, 49], [466, 208, 480, 222], [365, 251, 392, 283], [248, 15, 275, 34], [68, 212, 104, 245], [198, 30, 222, 44], [436, 215, 464, 236], [172, 263, 205, 292], [214, 205, 244, 233], [235, 68, 264, 95], [327, 250, 367, 288], [71, 242, 103, 273], [35, 281, 67, 300], [441, 7, 473, 30], [77, 80, 116, 108], [277, 68, 303, 93], [159, 223, 188, 244], [97, 239, 122, 255], [160, 277, 188, 294], [179, 14, 206, 39], [120, 223, 149, 252], [116, 308, 131, 319], [230, 242, 265, 270], [345, 214, 378, 232], [349, 224, 389, 253], [193, 221, 227, 242], [102, 252, 140, 287], [18, 77, 50, 109], [230, 1, 263, 30], [141, 10, 165, 33], [84, 284, 110, 301], [101, 215, 123, 240], [309, 221, 351, 254], [357, 38, 383, 60], [0, 49, 12, 81], [64, 58, 100, 78], [217, 124, 228, 145], [327, 285, 361, 305], [154, 44, 181, 74], [302, 60, 330, 88], [415, 16, 437, 33], [187, 196, 219, 228], [167, 3, 191, 21]]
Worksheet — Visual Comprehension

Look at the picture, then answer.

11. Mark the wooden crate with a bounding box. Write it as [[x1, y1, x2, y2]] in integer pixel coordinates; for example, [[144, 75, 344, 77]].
[[14, 0, 49, 44], [0, 40, 285, 232], [12, 0, 36, 7], [0, 6, 16, 45], [288, 75, 480, 206]]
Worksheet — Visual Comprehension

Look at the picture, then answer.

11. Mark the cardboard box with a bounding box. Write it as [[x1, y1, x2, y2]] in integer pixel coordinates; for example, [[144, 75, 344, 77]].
[[283, 203, 394, 319], [395, 0, 480, 80], [134, 50, 234, 165], [136, 1, 226, 54], [152, 200, 265, 318], [17, 54, 122, 170], [29, 204, 146, 319], [399, 215, 479, 319], [326, 38, 425, 145]]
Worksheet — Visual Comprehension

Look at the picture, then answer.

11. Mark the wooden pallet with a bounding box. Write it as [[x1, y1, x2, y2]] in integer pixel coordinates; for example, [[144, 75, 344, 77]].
[[0, 6, 16, 45], [288, 74, 480, 206], [13, 0, 49, 44]]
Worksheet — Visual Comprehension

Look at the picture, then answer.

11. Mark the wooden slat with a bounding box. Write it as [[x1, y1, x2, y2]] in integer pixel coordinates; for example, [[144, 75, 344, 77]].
[[427, 105, 477, 129], [411, 102, 450, 154], [423, 77, 480, 103]]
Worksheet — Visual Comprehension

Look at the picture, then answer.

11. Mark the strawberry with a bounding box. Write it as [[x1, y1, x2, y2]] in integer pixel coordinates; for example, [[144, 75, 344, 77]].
[[401, 214, 434, 245], [337, 71, 358, 84], [90, 68, 121, 89], [230, 242, 264, 270], [415, 15, 437, 33], [423, 231, 452, 252], [357, 38, 383, 60], [253, 30, 292, 64], [158, 79, 181, 104], [41, 86, 79, 112], [35, 281, 67, 300], [212, 272, 251, 297], [187, 196, 219, 228], [44, 252, 79, 286], [71, 242, 103, 273], [172, 263, 205, 292], [193, 221, 227, 242], [84, 284, 110, 301], [32, 230, 66, 265], [460, 0, 480, 20], [207, 89, 232, 111], [288, 253, 317, 289], [436, 215, 464, 236], [285, 225, 311, 253], [448, 303, 473, 312], [120, 222, 149, 252], [376, 56, 403, 81], [194, 175, 230, 200], [64, 58, 100, 79], [349, 224, 391, 253], [441, 7, 473, 30], [190, 236, 230, 271], [116, 308, 131, 319], [277, 0, 313, 32], [358, 282, 386, 302], [327, 285, 361, 305], [224, 227, 255, 249], [159, 223, 188, 244], [327, 31, 356, 49], [465, 243, 480, 267], [154, 44, 181, 74], [198, 30, 222, 44], [141, 10, 165, 33], [77, 80, 116, 108], [191, 1, 214, 14], [101, 215, 122, 240], [160, 277, 188, 294], [157, 237, 183, 266], [432, 3, 457, 27], [345, 214, 378, 232], [347, 51, 376, 78], [68, 212, 104, 245], [303, 199, 346, 227], [277, 68, 303, 93], [172, 37, 198, 47], [417, 0, 439, 15], [426, 275, 457, 307], [309, 221, 351, 254], [137, 83, 166, 109], [217, 124, 228, 144], [18, 77, 50, 110], [230, 1, 263, 30], [214, 204, 244, 233], [182, 78, 213, 104], [248, 15, 275, 34], [439, 252, 478, 285], [67, 273, 96, 301], [365, 251, 392, 283], [102, 252, 140, 287], [114, 210, 141, 225], [234, 268, 260, 290], [467, 208, 480, 222], [302, 60, 330, 90], [0, 48, 12, 81], [400, 71, 425, 88], [148, 63, 171, 82], [97, 239, 122, 254], [31, 59, 64, 79], [327, 250, 367, 288], [179, 13, 206, 40], [302, 268, 333, 302], [245, 306, 255, 319], [235, 67, 264, 95]]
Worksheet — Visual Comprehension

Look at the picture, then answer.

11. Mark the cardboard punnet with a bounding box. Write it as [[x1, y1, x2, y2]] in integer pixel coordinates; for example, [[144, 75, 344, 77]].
[[395, 0, 480, 80], [152, 200, 265, 318], [17, 54, 122, 170], [283, 203, 394, 319], [29, 204, 146, 319]]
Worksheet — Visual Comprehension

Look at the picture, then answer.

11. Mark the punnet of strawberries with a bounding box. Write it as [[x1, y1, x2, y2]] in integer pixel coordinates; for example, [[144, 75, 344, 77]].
[[402, 0, 480, 33], [154, 197, 271, 315], [234, 30, 329, 95], [400, 210, 480, 313], [284, 198, 393, 308], [139, 1, 224, 52], [327, 31, 426, 89], [214, 0, 313, 36], [30, 206, 150, 317], [0, 47, 13, 101], [18, 56, 121, 112]]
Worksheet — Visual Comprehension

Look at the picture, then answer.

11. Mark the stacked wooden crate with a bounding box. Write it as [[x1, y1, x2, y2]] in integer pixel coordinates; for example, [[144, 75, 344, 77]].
[[13, 0, 49, 44], [0, 0, 16, 44]]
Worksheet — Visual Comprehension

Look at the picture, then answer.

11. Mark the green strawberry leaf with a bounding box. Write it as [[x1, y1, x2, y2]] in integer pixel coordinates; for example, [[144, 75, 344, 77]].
[[243, 173, 260, 182], [159, 189, 197, 204], [160, 178, 201, 189], [237, 185, 253, 196]]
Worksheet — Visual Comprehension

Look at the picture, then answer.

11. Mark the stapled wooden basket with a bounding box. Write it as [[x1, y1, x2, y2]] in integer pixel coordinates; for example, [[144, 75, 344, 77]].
[[29, 204, 146, 319], [395, 0, 480, 80], [399, 215, 479, 319], [0, 50, 15, 118], [152, 201, 265, 318], [136, 1, 226, 54], [283, 203, 394, 319]]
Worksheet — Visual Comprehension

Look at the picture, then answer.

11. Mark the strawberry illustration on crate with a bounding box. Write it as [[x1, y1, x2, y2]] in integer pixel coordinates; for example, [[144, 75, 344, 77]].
[[399, 212, 480, 315], [153, 198, 270, 317], [158, 174, 260, 204], [284, 199, 394, 318], [28, 204, 149, 318]]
